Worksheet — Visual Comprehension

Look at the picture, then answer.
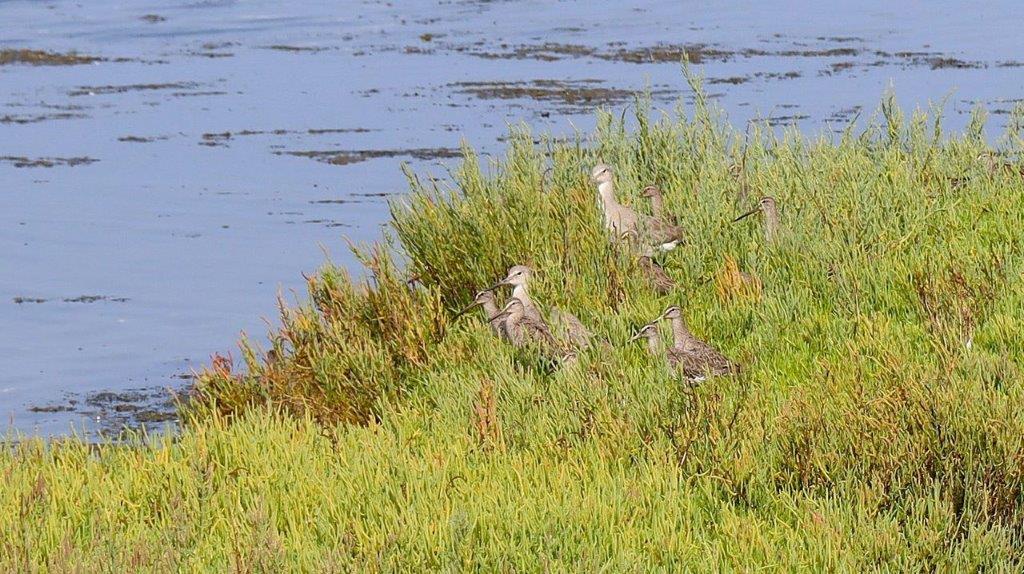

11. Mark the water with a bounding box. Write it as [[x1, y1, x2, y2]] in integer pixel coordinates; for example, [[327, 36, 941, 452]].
[[2, 0, 1021, 436]]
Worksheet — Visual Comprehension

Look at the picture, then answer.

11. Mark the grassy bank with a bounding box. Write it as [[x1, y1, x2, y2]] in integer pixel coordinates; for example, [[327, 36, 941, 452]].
[[4, 82, 1024, 570]]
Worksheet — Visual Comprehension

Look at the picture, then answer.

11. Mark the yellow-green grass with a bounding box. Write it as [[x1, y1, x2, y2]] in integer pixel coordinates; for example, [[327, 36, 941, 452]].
[[4, 80, 1024, 570]]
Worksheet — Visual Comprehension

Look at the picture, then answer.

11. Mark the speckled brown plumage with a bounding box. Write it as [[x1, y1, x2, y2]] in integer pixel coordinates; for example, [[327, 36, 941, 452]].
[[659, 306, 739, 381]]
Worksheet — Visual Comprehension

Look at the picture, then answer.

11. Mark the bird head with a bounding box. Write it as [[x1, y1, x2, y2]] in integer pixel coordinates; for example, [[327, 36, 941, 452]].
[[628, 322, 659, 343], [640, 185, 662, 198], [454, 290, 496, 319], [488, 265, 532, 290], [657, 306, 682, 321], [488, 297, 524, 322], [590, 164, 613, 184]]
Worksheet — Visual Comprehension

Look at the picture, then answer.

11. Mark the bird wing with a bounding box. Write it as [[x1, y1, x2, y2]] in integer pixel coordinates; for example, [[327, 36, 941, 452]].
[[522, 316, 563, 352], [686, 340, 739, 377], [612, 205, 640, 236], [550, 308, 592, 349], [638, 257, 674, 294], [640, 213, 687, 246]]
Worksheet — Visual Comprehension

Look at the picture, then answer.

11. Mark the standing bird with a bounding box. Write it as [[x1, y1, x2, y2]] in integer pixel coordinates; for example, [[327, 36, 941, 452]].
[[487, 265, 543, 322], [488, 297, 564, 354], [628, 322, 663, 357], [619, 228, 676, 294], [657, 306, 739, 381], [733, 196, 780, 242], [591, 164, 686, 253], [640, 185, 680, 226], [550, 308, 594, 350], [487, 265, 593, 349], [638, 256, 675, 295], [457, 290, 509, 340]]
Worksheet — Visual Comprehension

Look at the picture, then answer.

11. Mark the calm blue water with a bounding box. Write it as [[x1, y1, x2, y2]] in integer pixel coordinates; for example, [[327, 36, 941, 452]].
[[2, 0, 1022, 435]]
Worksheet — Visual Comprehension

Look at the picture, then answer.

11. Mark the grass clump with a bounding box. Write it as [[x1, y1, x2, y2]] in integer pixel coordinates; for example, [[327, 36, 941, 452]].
[[4, 79, 1024, 570]]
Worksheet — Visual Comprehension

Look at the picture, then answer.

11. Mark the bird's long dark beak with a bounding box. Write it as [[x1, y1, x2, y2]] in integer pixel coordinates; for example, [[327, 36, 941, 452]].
[[487, 310, 508, 323], [733, 208, 759, 223], [453, 300, 483, 320], [628, 325, 651, 343], [485, 277, 511, 292]]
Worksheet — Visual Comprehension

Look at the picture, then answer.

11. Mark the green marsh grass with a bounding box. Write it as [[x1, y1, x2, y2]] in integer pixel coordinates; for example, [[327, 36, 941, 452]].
[[3, 82, 1024, 570]]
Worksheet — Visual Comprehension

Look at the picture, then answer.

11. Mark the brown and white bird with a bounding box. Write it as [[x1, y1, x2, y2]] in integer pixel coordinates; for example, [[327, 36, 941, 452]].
[[487, 265, 543, 323], [657, 306, 739, 381], [488, 297, 564, 354], [734, 196, 779, 242], [458, 290, 509, 340], [638, 255, 675, 295], [487, 265, 593, 349], [628, 322, 663, 357], [640, 185, 680, 226], [591, 164, 686, 253]]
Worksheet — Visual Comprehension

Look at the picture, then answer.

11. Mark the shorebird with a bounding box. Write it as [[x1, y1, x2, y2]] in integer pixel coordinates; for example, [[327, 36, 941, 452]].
[[591, 164, 686, 253], [550, 308, 594, 350], [487, 265, 543, 323], [617, 229, 675, 294], [638, 255, 674, 295], [488, 297, 564, 354], [640, 185, 680, 226], [487, 265, 593, 348], [733, 196, 779, 241], [628, 322, 663, 357], [457, 290, 509, 340], [657, 306, 739, 381]]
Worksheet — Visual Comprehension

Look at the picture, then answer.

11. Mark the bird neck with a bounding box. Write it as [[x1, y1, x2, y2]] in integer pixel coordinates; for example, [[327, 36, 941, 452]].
[[649, 193, 665, 216], [480, 298, 499, 318], [670, 316, 693, 350], [597, 181, 617, 206], [763, 208, 779, 240], [511, 284, 530, 306], [646, 332, 661, 356], [506, 307, 524, 325]]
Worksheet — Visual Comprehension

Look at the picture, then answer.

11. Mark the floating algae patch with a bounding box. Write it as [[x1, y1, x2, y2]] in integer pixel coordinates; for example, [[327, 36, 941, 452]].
[[599, 43, 738, 64], [68, 82, 201, 97], [22, 385, 182, 435], [12, 297, 48, 304], [11, 295, 129, 303], [923, 57, 985, 70], [598, 44, 860, 63], [81, 388, 179, 429], [450, 79, 673, 112], [464, 42, 599, 61], [27, 404, 75, 413], [0, 49, 103, 66], [169, 90, 228, 97], [261, 45, 333, 53], [118, 135, 169, 143], [0, 112, 89, 124], [456, 41, 863, 65], [708, 76, 751, 85], [62, 295, 130, 303], [184, 50, 234, 59], [278, 147, 461, 166], [450, 39, 989, 78], [198, 127, 375, 147], [0, 156, 98, 168]]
